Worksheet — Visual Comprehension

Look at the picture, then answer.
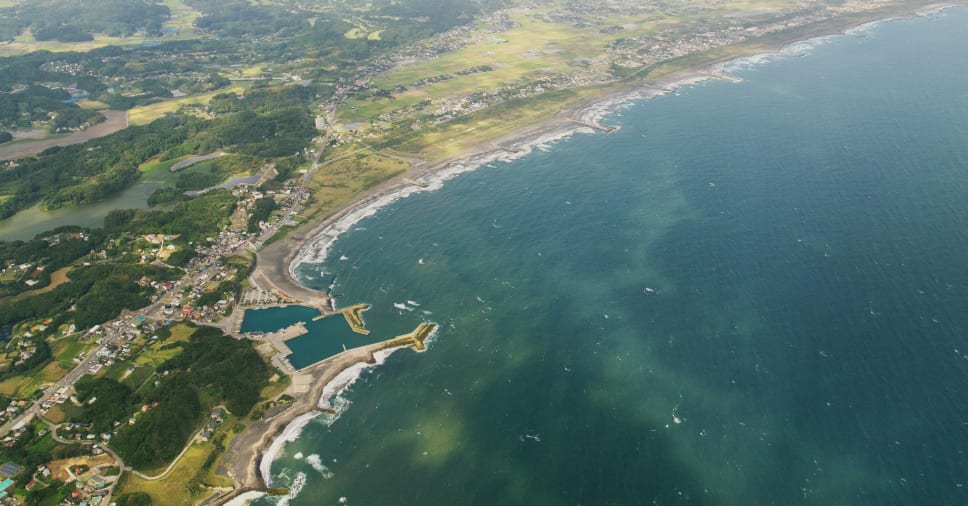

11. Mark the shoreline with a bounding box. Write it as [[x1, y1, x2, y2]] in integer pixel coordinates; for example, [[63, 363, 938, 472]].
[[269, 1, 967, 294], [219, 341, 398, 493], [223, 3, 966, 503]]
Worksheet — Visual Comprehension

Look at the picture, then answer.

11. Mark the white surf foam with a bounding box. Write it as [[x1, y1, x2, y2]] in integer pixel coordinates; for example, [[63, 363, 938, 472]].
[[223, 491, 267, 506], [317, 347, 401, 414], [305, 454, 335, 479], [290, 121, 604, 277], [260, 412, 320, 486], [275, 472, 306, 506]]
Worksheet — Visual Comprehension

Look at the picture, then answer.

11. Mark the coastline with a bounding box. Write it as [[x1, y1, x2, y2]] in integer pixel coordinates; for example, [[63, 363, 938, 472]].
[[274, 0, 967, 287], [224, 3, 966, 503], [219, 341, 400, 494]]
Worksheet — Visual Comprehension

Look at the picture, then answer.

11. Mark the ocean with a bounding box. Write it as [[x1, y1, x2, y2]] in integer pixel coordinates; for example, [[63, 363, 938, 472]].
[[255, 8, 968, 505]]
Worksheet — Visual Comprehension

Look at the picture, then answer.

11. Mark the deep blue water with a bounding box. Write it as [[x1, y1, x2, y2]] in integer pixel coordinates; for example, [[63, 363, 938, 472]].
[[260, 9, 968, 505]]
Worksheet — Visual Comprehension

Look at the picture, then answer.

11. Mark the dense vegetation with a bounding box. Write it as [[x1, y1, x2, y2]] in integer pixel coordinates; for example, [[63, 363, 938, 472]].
[[187, 0, 304, 38], [0, 0, 170, 41], [104, 188, 236, 244], [0, 86, 102, 131], [1, 84, 314, 220], [0, 116, 199, 218], [247, 197, 277, 233], [74, 377, 134, 433], [110, 373, 200, 470], [112, 326, 270, 469], [0, 263, 176, 329]]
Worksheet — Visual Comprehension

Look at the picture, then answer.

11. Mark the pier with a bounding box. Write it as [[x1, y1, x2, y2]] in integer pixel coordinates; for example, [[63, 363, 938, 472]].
[[402, 178, 429, 188], [266, 322, 308, 356], [570, 119, 617, 133], [702, 72, 742, 83]]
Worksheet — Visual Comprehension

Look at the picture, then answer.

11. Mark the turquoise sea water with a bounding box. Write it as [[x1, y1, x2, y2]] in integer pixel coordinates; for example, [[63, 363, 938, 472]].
[[262, 9, 968, 505]]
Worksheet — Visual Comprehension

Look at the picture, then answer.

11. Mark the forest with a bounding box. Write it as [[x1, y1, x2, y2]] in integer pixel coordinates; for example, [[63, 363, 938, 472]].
[[0, 0, 170, 41], [111, 327, 270, 469], [0, 86, 103, 131]]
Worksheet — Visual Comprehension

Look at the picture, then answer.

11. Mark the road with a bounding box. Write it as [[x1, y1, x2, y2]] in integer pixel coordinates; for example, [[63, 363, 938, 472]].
[[0, 337, 112, 435]]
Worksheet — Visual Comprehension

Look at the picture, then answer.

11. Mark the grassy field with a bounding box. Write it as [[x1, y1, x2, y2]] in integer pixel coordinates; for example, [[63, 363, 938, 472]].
[[134, 343, 182, 368], [372, 86, 606, 161], [160, 0, 202, 40], [127, 86, 246, 126], [303, 151, 409, 220], [340, 0, 789, 125], [166, 323, 196, 343], [117, 442, 227, 506], [122, 364, 155, 391], [338, 6, 663, 124], [0, 359, 70, 397], [76, 99, 111, 110], [52, 334, 89, 364], [0, 33, 135, 57]]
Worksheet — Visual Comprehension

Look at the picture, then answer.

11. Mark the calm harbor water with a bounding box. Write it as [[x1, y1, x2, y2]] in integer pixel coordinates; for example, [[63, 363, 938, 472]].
[[241, 306, 380, 370], [261, 9, 968, 505]]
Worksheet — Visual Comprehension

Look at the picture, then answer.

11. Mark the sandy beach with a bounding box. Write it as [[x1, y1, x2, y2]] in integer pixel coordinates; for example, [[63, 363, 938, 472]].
[[222, 3, 966, 504], [220, 341, 396, 490]]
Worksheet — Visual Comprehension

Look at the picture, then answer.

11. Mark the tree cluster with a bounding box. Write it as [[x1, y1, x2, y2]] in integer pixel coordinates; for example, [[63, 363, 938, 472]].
[[112, 326, 270, 469]]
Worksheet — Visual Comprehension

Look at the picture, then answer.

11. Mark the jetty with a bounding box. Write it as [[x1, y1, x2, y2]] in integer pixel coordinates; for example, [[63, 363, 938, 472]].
[[381, 322, 436, 352], [313, 303, 371, 335], [570, 119, 617, 133], [702, 71, 742, 83], [266, 323, 308, 356], [494, 143, 522, 154], [403, 178, 429, 188]]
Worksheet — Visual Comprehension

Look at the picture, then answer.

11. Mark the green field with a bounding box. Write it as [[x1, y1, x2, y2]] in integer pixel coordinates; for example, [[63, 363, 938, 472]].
[[303, 151, 409, 220], [127, 86, 246, 126]]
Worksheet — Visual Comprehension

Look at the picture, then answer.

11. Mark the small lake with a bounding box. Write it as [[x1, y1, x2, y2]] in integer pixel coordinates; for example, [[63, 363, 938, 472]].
[[0, 180, 165, 241]]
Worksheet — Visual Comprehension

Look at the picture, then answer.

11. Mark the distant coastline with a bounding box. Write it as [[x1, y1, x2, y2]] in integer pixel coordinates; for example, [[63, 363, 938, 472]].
[[225, 3, 967, 503], [279, 1, 967, 295]]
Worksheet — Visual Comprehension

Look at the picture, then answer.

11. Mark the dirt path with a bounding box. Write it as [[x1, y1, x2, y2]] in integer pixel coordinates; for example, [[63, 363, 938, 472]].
[[0, 110, 128, 161]]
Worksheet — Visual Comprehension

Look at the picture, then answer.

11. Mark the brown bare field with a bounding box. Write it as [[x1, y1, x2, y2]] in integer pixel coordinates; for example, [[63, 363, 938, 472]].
[[0, 110, 128, 161], [48, 454, 117, 482], [19, 266, 72, 297]]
